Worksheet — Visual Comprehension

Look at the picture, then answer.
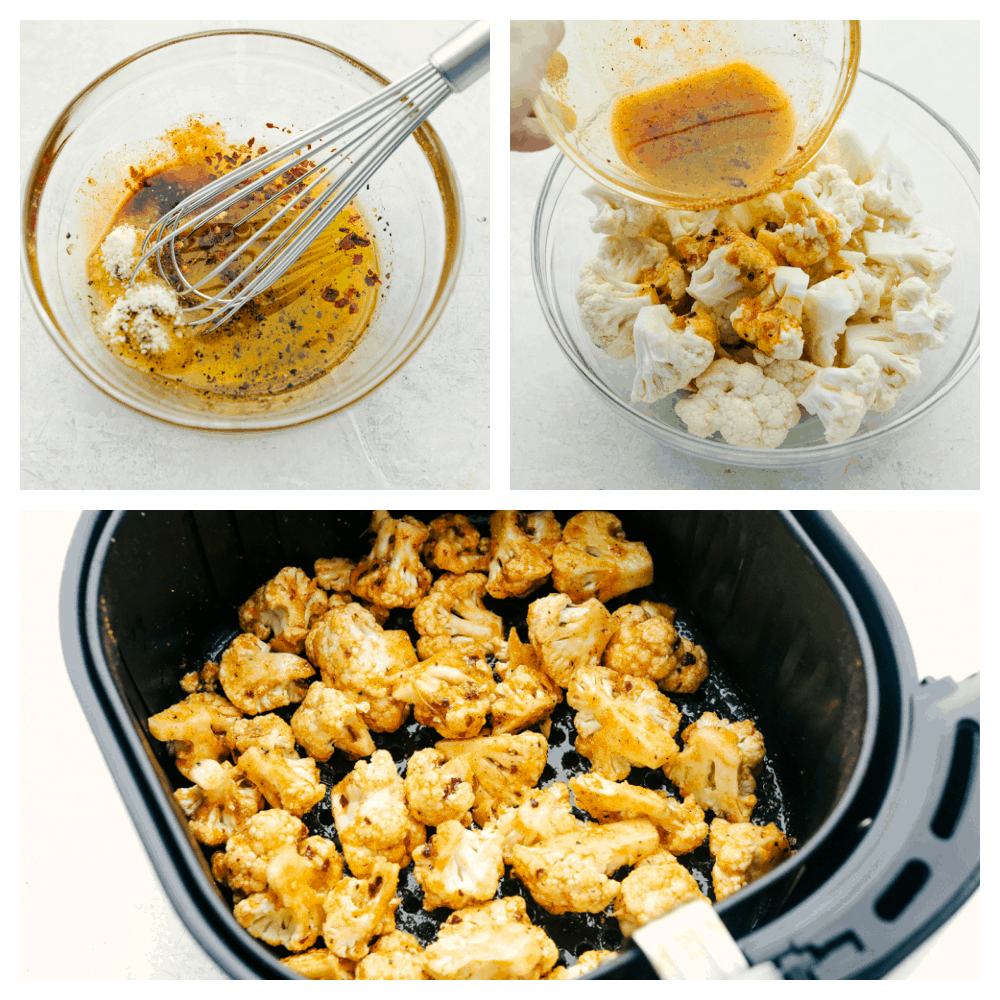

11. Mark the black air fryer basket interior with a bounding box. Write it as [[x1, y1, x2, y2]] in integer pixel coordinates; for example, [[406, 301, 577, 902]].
[[60, 511, 979, 979]]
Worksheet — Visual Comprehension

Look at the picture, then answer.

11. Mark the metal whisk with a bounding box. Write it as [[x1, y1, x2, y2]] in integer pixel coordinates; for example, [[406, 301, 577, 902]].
[[133, 22, 489, 331]]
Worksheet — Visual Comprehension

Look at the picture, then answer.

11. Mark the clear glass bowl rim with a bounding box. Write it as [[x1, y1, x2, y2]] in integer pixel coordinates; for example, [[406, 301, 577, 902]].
[[530, 68, 980, 466], [21, 28, 464, 432]]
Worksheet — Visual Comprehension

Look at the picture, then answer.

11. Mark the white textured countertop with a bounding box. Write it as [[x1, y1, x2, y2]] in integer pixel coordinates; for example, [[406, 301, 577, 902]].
[[22, 510, 979, 979], [510, 21, 979, 489], [20, 20, 489, 489]]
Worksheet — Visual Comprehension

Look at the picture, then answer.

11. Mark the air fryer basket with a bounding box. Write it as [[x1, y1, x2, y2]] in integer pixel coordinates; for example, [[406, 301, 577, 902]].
[[60, 511, 979, 979]]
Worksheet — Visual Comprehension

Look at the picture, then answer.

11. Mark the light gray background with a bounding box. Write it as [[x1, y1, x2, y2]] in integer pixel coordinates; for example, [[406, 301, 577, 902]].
[[510, 21, 980, 489], [21, 510, 979, 979], [20, 21, 489, 489]]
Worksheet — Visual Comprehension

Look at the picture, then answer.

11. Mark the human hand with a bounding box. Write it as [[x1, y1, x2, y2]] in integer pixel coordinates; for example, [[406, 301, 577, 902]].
[[510, 20, 565, 152]]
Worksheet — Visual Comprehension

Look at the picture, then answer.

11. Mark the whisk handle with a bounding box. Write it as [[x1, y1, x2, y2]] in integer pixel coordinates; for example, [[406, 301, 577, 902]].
[[429, 20, 490, 92]]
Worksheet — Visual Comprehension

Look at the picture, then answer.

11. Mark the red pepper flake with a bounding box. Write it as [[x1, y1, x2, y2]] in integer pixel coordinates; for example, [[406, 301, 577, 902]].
[[248, 137, 255, 147], [256, 147, 268, 156], [337, 231, 371, 251], [352, 254, 363, 265], [349, 302, 359, 314], [204, 156, 212, 164], [334, 297, 349, 308], [321, 286, 339, 303], [348, 213, 361, 223], [266, 123, 277, 129], [364, 270, 381, 286]]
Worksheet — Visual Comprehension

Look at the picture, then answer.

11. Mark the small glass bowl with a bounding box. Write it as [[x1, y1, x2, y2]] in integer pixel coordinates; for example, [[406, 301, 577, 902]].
[[531, 70, 980, 468], [535, 19, 859, 210], [21, 30, 463, 431]]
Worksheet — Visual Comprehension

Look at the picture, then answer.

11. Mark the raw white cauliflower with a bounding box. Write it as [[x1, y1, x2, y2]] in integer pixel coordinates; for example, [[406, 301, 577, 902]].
[[751, 354, 820, 397], [305, 603, 416, 733], [613, 851, 708, 937], [491, 627, 563, 735], [511, 818, 659, 914], [238, 566, 328, 654], [174, 759, 263, 845], [321, 858, 400, 961], [675, 359, 800, 449], [576, 256, 657, 359], [567, 665, 681, 780], [798, 355, 880, 443], [218, 633, 314, 715], [630, 304, 715, 403], [802, 273, 866, 367], [526, 592, 613, 688], [355, 930, 429, 980], [235, 745, 326, 817], [350, 513, 432, 609], [404, 747, 476, 828], [890, 276, 955, 350], [423, 896, 559, 980], [862, 223, 955, 291], [147, 692, 242, 779], [551, 511, 653, 604], [290, 682, 375, 761], [709, 817, 793, 901], [583, 183, 658, 238], [422, 514, 490, 574], [843, 321, 923, 413], [665, 712, 766, 823], [860, 141, 923, 222], [598, 235, 687, 302], [412, 572, 506, 660], [486, 510, 561, 599], [413, 820, 505, 910]]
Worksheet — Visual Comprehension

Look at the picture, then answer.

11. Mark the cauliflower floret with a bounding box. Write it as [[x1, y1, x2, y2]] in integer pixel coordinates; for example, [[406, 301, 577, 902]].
[[685, 235, 776, 308], [414, 820, 505, 910], [211, 809, 309, 894], [814, 128, 877, 186], [545, 951, 619, 980], [422, 514, 491, 574], [321, 859, 400, 961], [890, 275, 955, 350], [710, 817, 793, 901], [675, 359, 800, 449], [435, 733, 548, 826], [828, 249, 887, 318], [794, 164, 867, 241], [224, 712, 298, 759], [355, 930, 429, 980], [425, 896, 559, 980], [412, 572, 506, 660], [281, 949, 356, 979], [511, 818, 659, 914], [665, 712, 766, 823], [290, 682, 375, 761], [568, 773, 707, 855], [751, 353, 820, 397], [305, 603, 416, 733], [598, 235, 687, 302], [860, 141, 923, 222], [583, 184, 658, 238], [392, 649, 496, 740], [526, 593, 613, 688], [340, 818, 426, 880], [236, 746, 326, 817], [218, 633, 314, 715], [613, 851, 708, 937], [567, 666, 681, 780], [404, 748, 476, 828], [630, 304, 715, 403], [234, 836, 344, 952], [757, 187, 844, 267], [493, 782, 583, 864], [350, 514, 432, 609], [238, 566, 328, 654], [603, 603, 708, 693], [802, 273, 866, 367], [486, 510, 560, 599], [551, 511, 653, 604], [862, 223, 955, 292], [313, 557, 355, 593], [730, 266, 809, 360], [798, 355, 880, 444], [179, 659, 219, 695], [174, 759, 263, 846], [147, 692, 242, 779], [491, 628, 563, 735], [576, 256, 658, 359], [843, 321, 923, 413]]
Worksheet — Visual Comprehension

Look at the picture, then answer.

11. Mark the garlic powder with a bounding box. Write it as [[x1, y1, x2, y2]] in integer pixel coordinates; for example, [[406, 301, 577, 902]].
[[99, 224, 152, 282], [100, 281, 181, 355]]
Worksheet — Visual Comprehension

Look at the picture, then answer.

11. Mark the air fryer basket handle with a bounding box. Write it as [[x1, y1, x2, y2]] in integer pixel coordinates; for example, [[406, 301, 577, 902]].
[[758, 672, 979, 980]]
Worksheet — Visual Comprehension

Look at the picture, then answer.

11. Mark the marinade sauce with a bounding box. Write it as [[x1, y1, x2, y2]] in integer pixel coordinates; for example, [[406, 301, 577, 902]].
[[611, 60, 796, 200]]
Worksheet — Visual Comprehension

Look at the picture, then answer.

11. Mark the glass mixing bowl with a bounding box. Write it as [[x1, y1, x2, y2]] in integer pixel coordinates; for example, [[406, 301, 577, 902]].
[[535, 20, 859, 210], [22, 30, 463, 431], [531, 70, 980, 467]]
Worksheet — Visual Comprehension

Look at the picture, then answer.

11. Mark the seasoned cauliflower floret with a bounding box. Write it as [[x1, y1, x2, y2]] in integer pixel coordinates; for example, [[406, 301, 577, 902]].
[[313, 557, 356, 593], [798, 355, 880, 444], [511, 818, 659, 914], [392, 649, 496, 740], [491, 628, 563, 735], [630, 304, 715, 403], [494, 782, 583, 864], [675, 359, 800, 449], [147, 692, 242, 779], [599, 235, 688, 303], [576, 256, 657, 359], [174, 759, 263, 845], [224, 712, 298, 759], [281, 949, 356, 980], [412, 572, 506, 660], [322, 859, 400, 961], [414, 820, 505, 910], [684, 233, 776, 308], [526, 593, 613, 688], [545, 950, 619, 980], [422, 514, 491, 574], [435, 732, 548, 826], [709, 817, 793, 901], [424, 896, 559, 980], [404, 747, 476, 828], [350, 513, 433, 609], [568, 665, 681, 780], [218, 633, 314, 715], [551, 511, 653, 604], [355, 930, 429, 980], [486, 510, 561, 599], [730, 266, 809, 360], [211, 809, 309, 894], [757, 187, 844, 267], [665, 712, 766, 823], [179, 660, 219, 695], [238, 566, 328, 654], [290, 682, 375, 761], [234, 836, 344, 952], [613, 851, 708, 937], [236, 746, 326, 817], [603, 603, 708, 693], [340, 818, 426, 881], [569, 773, 708, 855], [794, 163, 867, 241], [305, 603, 416, 733]]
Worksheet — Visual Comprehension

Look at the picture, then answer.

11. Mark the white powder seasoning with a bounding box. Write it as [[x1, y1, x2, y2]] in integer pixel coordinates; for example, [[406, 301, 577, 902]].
[[99, 224, 152, 281], [100, 281, 181, 355]]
